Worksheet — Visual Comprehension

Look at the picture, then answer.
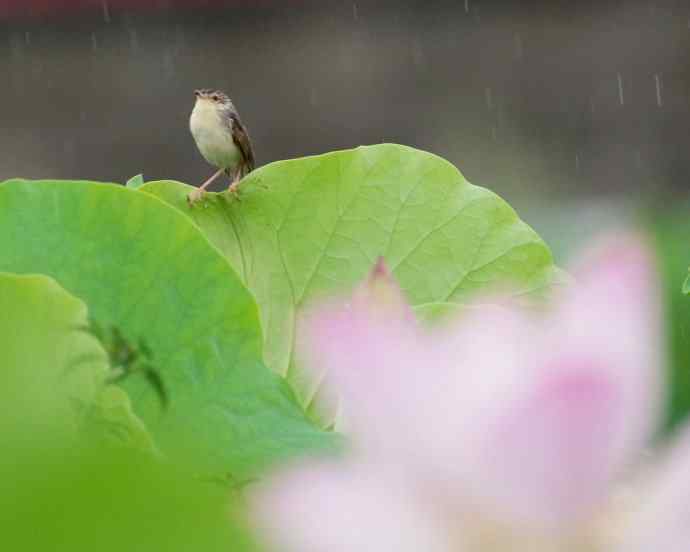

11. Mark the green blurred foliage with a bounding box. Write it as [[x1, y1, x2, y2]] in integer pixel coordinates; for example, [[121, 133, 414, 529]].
[[650, 212, 690, 430], [0, 272, 109, 443], [1, 446, 256, 552], [0, 273, 255, 551]]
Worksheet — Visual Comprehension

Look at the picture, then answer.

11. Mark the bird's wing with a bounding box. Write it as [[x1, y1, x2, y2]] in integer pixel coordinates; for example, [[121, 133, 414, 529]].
[[230, 113, 255, 174]]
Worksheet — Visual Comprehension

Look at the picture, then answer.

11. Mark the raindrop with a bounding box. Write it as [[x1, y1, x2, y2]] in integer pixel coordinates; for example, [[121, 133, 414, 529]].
[[91, 32, 98, 51], [654, 74, 663, 107], [352, 3, 358, 20], [464, 0, 469, 13], [491, 126, 497, 141], [485, 87, 493, 110], [575, 154, 580, 172], [101, 0, 111, 23], [80, 110, 88, 122], [24, 31, 31, 46], [309, 87, 318, 106], [513, 33, 523, 60], [617, 73, 624, 105]]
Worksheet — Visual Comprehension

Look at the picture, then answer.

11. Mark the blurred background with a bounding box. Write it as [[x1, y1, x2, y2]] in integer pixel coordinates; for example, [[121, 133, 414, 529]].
[[2, 1, 690, 211], [2, 1, 690, 423]]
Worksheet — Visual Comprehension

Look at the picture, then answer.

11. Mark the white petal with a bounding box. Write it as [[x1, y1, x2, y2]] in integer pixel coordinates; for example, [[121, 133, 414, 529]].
[[616, 425, 690, 552], [250, 461, 457, 552]]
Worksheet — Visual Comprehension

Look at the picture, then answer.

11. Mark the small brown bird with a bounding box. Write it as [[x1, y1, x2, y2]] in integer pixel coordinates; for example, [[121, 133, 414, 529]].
[[188, 88, 255, 204]]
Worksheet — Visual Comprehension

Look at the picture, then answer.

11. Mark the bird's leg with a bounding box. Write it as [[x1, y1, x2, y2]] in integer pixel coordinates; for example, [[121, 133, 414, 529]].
[[187, 168, 225, 205], [227, 167, 242, 196]]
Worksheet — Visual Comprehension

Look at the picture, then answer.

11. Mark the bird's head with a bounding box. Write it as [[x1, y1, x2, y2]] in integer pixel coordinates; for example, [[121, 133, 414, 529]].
[[194, 89, 234, 111]]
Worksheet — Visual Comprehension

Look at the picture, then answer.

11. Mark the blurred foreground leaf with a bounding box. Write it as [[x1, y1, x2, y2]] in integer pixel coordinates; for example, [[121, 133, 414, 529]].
[[1, 446, 255, 552], [650, 213, 690, 429], [0, 180, 334, 477], [83, 385, 158, 453], [0, 272, 108, 440], [0, 273, 255, 551], [142, 144, 562, 420]]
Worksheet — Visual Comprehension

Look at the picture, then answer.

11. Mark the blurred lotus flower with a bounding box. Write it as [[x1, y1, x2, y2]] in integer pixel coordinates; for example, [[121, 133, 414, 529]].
[[252, 460, 457, 552], [252, 233, 690, 552]]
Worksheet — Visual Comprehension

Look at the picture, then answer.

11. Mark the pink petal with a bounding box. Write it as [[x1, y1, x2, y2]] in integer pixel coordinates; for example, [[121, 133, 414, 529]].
[[250, 461, 456, 552], [555, 233, 664, 464], [298, 260, 429, 459], [423, 233, 664, 529]]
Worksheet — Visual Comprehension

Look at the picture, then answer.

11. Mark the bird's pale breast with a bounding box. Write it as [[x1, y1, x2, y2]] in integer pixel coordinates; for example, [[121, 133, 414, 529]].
[[189, 101, 241, 170]]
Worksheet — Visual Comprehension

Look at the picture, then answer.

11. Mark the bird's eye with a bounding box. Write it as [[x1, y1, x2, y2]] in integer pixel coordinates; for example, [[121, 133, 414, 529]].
[[212, 94, 219, 102], [194, 90, 200, 97]]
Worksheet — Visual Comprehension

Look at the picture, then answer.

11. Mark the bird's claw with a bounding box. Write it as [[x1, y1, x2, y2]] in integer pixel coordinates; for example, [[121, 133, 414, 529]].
[[228, 181, 241, 200], [187, 188, 204, 206]]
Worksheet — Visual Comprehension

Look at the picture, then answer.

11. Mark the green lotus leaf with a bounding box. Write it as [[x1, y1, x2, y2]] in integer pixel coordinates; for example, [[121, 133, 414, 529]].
[[0, 179, 331, 476], [141, 144, 560, 419]]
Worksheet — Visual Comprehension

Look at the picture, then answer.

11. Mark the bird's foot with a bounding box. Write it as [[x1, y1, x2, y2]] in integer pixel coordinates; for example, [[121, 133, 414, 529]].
[[187, 188, 205, 206], [228, 179, 241, 199]]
